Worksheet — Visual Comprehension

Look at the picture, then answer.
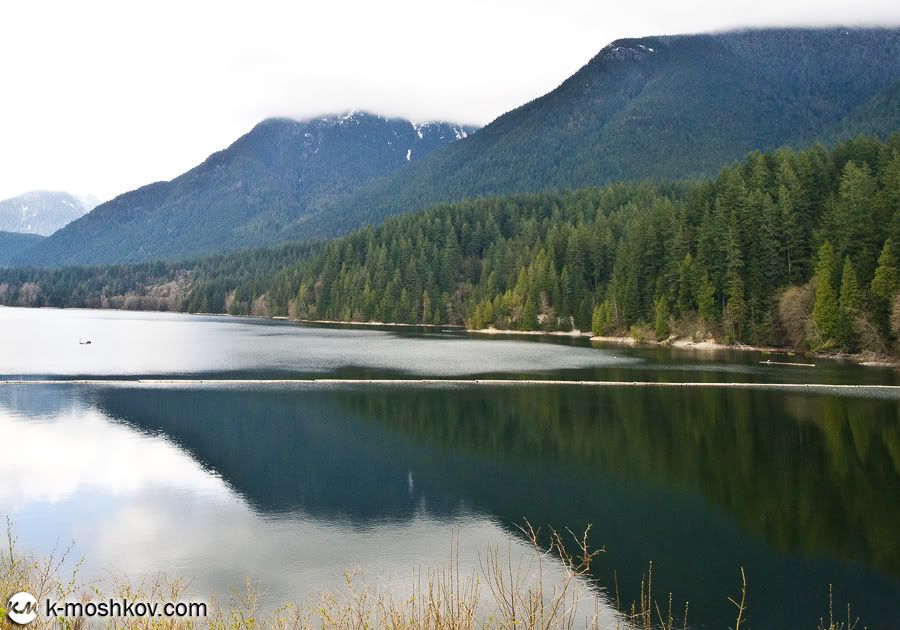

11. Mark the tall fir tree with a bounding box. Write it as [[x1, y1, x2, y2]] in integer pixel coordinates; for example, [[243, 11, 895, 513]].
[[813, 242, 840, 346], [838, 256, 862, 349], [871, 239, 899, 304], [723, 211, 747, 340]]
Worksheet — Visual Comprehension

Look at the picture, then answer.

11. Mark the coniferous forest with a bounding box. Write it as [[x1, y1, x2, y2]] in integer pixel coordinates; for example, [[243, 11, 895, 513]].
[[3, 134, 900, 355], [277, 135, 900, 353]]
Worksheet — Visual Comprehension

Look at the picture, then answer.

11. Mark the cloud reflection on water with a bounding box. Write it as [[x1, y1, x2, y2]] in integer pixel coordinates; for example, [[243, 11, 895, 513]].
[[0, 387, 616, 625]]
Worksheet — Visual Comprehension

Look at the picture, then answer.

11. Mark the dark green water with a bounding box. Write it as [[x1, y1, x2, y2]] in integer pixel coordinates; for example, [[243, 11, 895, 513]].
[[1, 308, 898, 628]]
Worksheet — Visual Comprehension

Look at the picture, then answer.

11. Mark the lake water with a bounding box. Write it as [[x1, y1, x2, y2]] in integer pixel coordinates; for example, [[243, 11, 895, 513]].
[[1, 306, 899, 628]]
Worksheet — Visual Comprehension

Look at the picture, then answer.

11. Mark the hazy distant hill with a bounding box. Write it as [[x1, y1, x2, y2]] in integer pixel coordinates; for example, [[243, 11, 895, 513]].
[[0, 231, 45, 265], [0, 191, 92, 236], [22, 113, 475, 265]]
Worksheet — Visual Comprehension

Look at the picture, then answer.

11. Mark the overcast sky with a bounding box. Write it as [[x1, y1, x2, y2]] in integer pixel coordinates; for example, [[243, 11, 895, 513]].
[[2, 0, 900, 202]]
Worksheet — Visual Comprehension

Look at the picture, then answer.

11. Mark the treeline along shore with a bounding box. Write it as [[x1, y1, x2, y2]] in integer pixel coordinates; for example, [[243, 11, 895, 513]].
[[3, 135, 900, 359]]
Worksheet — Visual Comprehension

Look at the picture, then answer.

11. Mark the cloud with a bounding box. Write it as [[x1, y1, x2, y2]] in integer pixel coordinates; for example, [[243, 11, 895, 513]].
[[1, 0, 899, 200], [0, 410, 227, 504]]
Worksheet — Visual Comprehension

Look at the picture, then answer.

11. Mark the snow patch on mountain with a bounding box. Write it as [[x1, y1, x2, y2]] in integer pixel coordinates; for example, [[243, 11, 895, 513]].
[[601, 40, 658, 61]]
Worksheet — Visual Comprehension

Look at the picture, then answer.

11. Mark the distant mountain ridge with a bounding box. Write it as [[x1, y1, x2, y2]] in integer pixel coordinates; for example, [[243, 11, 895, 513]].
[[0, 191, 93, 236], [21, 112, 476, 265], [16, 27, 900, 266]]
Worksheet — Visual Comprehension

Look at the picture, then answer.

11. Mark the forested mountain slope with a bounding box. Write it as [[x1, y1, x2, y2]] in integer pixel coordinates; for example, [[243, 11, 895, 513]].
[[0, 241, 319, 311], [276, 135, 900, 355], [22, 113, 475, 266], [0, 232, 45, 266], [5, 135, 900, 356], [296, 28, 900, 238]]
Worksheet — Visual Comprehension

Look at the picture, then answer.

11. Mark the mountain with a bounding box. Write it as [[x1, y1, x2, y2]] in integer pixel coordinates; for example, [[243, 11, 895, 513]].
[[21, 113, 476, 266], [0, 191, 92, 236], [291, 27, 900, 238], [0, 231, 45, 266], [6, 135, 900, 355], [18, 27, 900, 267]]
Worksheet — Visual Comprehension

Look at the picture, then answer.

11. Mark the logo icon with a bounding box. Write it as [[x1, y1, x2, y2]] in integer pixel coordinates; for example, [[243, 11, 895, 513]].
[[7, 592, 38, 625]]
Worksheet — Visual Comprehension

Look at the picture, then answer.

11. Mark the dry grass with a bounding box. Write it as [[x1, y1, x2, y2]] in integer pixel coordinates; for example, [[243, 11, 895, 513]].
[[1, 520, 862, 630], [816, 585, 862, 630]]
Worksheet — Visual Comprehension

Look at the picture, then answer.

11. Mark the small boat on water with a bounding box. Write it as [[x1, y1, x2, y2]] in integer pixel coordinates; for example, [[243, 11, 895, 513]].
[[78, 338, 92, 345]]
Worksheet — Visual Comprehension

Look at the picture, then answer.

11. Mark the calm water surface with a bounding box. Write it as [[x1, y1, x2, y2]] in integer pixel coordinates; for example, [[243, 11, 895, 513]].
[[1, 307, 898, 629]]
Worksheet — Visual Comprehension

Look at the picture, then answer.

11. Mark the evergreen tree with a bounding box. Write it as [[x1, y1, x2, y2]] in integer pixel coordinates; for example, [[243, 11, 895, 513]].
[[675, 253, 695, 317], [421, 290, 432, 324], [813, 242, 840, 346], [757, 192, 783, 295], [522, 297, 538, 331], [776, 159, 805, 281], [591, 302, 607, 337], [824, 162, 879, 277], [871, 239, 899, 304], [441, 222, 462, 289], [723, 211, 747, 340], [871, 238, 899, 332], [654, 297, 670, 339], [838, 256, 862, 349], [696, 272, 718, 330]]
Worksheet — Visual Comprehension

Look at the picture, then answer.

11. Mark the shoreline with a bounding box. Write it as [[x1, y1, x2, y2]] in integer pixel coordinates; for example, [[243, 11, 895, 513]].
[[593, 335, 900, 368], [294, 318, 465, 329], [4, 305, 898, 368], [469, 328, 791, 353], [469, 327, 592, 338], [593, 335, 793, 354], [469, 327, 900, 369]]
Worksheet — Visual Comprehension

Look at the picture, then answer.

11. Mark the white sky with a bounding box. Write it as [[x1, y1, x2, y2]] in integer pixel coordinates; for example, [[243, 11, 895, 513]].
[[2, 0, 900, 202]]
